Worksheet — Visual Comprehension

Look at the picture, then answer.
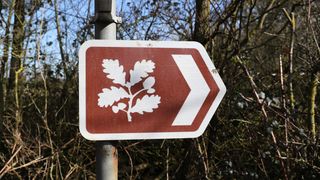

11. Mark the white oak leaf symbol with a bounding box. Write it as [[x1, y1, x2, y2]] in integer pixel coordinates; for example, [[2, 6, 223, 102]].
[[98, 59, 161, 122], [128, 60, 155, 87], [112, 103, 127, 113], [143, 76, 155, 89], [102, 59, 126, 85], [98, 86, 129, 108], [131, 95, 161, 114]]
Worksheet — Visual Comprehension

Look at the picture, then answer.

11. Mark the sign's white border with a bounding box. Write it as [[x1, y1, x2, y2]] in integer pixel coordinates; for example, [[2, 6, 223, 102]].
[[79, 40, 226, 140]]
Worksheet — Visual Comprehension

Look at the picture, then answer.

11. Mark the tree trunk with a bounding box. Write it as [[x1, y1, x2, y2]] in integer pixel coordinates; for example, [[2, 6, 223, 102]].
[[7, 0, 25, 137], [308, 72, 319, 142], [7, 0, 24, 91], [193, 0, 210, 45], [53, 0, 70, 139], [1, 0, 13, 118], [0, 0, 14, 151]]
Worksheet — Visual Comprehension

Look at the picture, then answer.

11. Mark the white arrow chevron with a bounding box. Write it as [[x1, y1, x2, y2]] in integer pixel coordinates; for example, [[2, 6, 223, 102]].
[[171, 54, 210, 126]]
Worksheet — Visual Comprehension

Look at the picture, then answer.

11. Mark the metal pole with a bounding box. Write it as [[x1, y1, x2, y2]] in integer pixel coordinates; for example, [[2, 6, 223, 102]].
[[96, 141, 118, 180], [94, 0, 120, 179], [95, 0, 117, 39]]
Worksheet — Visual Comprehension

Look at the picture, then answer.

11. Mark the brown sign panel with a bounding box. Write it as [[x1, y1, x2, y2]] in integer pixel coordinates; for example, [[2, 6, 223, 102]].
[[79, 40, 226, 140]]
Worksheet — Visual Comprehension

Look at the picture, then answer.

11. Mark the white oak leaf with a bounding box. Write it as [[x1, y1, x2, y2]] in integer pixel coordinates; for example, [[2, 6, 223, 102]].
[[117, 103, 127, 110], [147, 88, 155, 94], [128, 60, 155, 86], [143, 76, 155, 89], [112, 103, 127, 113], [102, 59, 126, 85], [112, 106, 119, 113], [98, 86, 129, 108], [131, 95, 161, 114]]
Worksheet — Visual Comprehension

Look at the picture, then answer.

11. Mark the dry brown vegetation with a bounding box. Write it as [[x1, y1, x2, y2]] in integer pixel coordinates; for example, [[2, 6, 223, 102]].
[[0, 0, 320, 179]]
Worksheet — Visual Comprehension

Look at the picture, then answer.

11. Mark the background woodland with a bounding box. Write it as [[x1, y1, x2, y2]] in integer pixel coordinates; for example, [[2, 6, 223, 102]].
[[0, 0, 320, 179]]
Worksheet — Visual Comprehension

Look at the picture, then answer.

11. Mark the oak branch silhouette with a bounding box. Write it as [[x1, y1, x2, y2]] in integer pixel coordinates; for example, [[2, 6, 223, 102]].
[[98, 59, 161, 122]]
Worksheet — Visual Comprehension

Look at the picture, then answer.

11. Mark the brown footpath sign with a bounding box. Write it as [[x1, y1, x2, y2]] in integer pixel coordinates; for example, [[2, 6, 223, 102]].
[[79, 40, 226, 140]]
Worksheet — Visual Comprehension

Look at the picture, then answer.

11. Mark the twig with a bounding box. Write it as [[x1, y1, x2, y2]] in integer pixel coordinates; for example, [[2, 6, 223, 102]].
[[236, 56, 288, 180], [166, 147, 170, 180], [0, 145, 22, 178], [11, 157, 49, 172], [279, 54, 290, 174], [124, 147, 133, 180]]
